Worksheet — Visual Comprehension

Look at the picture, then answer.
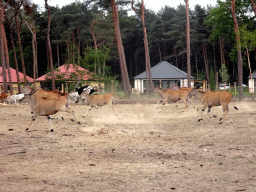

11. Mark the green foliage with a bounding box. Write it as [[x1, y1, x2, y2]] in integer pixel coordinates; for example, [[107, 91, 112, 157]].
[[204, 2, 235, 44], [104, 79, 121, 93], [219, 64, 230, 83], [80, 45, 117, 85], [81, 46, 110, 73], [209, 68, 215, 90], [239, 25, 256, 52], [239, 25, 256, 74], [50, 1, 95, 43], [161, 5, 199, 56], [197, 70, 206, 80]]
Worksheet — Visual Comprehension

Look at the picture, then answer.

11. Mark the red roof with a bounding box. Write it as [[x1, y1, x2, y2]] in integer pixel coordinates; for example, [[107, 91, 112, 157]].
[[0, 66, 34, 83], [36, 64, 92, 82]]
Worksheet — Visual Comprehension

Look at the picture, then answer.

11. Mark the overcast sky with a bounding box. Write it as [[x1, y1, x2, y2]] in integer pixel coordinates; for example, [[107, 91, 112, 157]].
[[32, 0, 218, 12]]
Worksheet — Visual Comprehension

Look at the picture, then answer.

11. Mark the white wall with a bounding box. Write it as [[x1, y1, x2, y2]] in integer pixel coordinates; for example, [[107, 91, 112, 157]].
[[134, 79, 194, 93], [181, 79, 194, 88], [134, 79, 143, 93], [249, 78, 254, 93]]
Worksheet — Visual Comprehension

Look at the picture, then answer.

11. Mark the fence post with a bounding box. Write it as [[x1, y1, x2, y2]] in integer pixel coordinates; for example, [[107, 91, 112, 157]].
[[99, 82, 102, 93]]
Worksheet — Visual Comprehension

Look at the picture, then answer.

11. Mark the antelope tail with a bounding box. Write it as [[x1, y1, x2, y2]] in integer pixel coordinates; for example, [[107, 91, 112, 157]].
[[231, 100, 238, 110]]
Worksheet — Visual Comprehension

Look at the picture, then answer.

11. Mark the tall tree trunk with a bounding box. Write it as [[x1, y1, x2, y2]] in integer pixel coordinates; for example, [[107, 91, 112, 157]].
[[213, 44, 217, 88], [67, 42, 70, 64], [32, 28, 38, 86], [72, 30, 75, 64], [111, 1, 126, 93], [89, 17, 98, 74], [31, 32, 36, 87], [25, 21, 37, 87], [46, 41, 50, 69], [111, 0, 131, 96], [14, 14, 27, 85], [231, 0, 243, 100], [0, 2, 8, 93], [185, 0, 191, 87], [219, 36, 225, 65], [175, 48, 178, 67], [10, 25, 22, 93], [3, 25, 13, 94], [251, 0, 256, 16], [57, 43, 60, 67], [132, 0, 153, 93], [130, 47, 133, 82], [158, 42, 162, 62], [203, 43, 209, 84], [77, 26, 81, 65], [182, 53, 184, 71], [195, 53, 198, 79], [245, 47, 252, 78], [192, 46, 198, 79], [141, 0, 153, 93], [45, 0, 55, 90], [34, 28, 38, 79]]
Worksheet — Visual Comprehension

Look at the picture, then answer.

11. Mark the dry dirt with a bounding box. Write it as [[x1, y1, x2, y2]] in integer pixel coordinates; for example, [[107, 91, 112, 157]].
[[0, 99, 256, 192]]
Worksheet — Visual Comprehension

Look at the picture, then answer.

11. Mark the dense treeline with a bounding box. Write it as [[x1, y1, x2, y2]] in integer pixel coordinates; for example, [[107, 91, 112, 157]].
[[2, 0, 256, 93]]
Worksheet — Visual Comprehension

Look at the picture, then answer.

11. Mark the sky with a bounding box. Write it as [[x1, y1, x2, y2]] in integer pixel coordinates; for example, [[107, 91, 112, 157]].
[[32, 0, 218, 12]]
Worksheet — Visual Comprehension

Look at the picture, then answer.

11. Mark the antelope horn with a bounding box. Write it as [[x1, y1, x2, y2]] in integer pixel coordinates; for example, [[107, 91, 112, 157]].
[[195, 83, 202, 89], [26, 82, 32, 87], [76, 79, 81, 88]]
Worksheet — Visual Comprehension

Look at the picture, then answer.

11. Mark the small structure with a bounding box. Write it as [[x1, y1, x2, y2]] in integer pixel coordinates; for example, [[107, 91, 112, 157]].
[[0, 66, 34, 94], [36, 64, 95, 92], [248, 72, 255, 93], [133, 61, 194, 93]]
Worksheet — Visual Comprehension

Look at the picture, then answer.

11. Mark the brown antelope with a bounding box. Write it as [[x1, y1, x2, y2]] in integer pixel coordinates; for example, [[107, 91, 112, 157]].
[[187, 88, 238, 123], [79, 90, 115, 117], [22, 86, 67, 120], [24, 93, 81, 132], [0, 92, 8, 104], [152, 86, 194, 112], [74, 79, 98, 103]]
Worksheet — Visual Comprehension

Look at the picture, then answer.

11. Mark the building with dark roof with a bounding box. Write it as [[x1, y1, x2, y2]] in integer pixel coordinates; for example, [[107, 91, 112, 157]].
[[133, 61, 194, 92]]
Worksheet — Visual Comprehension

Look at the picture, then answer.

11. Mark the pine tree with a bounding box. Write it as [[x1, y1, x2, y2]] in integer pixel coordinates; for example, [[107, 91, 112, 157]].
[[209, 68, 215, 91], [219, 64, 230, 84]]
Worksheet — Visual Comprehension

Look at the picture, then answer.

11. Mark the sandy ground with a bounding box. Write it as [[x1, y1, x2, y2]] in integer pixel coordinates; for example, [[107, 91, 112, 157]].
[[0, 99, 256, 192]]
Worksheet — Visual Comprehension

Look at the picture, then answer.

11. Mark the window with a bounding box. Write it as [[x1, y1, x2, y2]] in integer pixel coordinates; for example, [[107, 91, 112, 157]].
[[152, 80, 160, 87], [162, 80, 169, 89]]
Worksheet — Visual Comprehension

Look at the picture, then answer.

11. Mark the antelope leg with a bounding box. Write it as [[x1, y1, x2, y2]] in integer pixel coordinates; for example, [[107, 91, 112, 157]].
[[47, 116, 54, 132], [156, 100, 161, 109], [27, 115, 38, 131], [83, 106, 92, 117], [207, 106, 217, 118], [59, 112, 64, 120]]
